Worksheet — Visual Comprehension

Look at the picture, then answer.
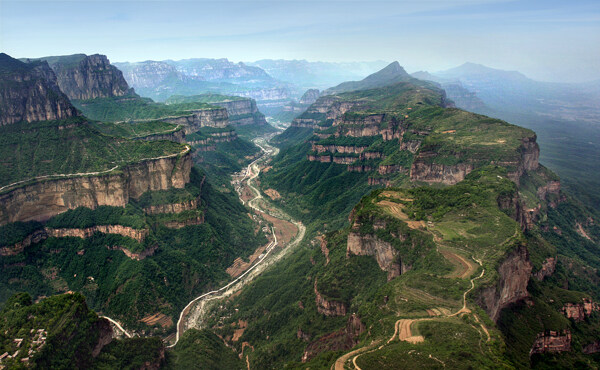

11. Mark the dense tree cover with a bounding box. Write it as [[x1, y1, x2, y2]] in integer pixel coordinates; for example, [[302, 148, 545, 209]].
[[0, 117, 185, 187], [0, 167, 266, 335], [166, 329, 244, 369]]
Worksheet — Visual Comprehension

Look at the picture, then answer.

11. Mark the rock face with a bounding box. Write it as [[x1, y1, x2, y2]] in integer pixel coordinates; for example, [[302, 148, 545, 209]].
[[534, 257, 557, 281], [162, 108, 229, 131], [530, 330, 571, 355], [561, 299, 599, 322], [0, 229, 48, 256], [41, 54, 133, 100], [0, 53, 79, 125], [301, 313, 365, 363], [410, 134, 540, 185], [583, 341, 600, 354], [91, 318, 114, 357], [133, 129, 186, 143], [314, 279, 347, 316], [46, 225, 149, 243], [477, 245, 532, 322], [346, 232, 403, 280], [143, 196, 201, 215], [410, 161, 474, 185], [211, 99, 268, 127], [0, 152, 192, 225]]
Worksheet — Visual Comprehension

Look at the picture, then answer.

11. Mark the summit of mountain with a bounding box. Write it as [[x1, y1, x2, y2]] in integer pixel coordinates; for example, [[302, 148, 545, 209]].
[[323, 61, 415, 95]]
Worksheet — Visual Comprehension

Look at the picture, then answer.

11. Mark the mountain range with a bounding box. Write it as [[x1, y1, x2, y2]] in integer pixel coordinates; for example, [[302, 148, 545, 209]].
[[1, 52, 600, 369]]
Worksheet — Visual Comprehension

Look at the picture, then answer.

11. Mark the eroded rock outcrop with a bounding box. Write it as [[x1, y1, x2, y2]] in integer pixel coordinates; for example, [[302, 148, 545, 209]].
[[0, 229, 48, 256], [301, 314, 365, 363], [314, 278, 347, 316], [42, 54, 133, 100], [534, 257, 557, 281], [346, 232, 404, 280], [0, 53, 79, 125], [561, 298, 599, 322], [410, 160, 474, 185], [47, 225, 149, 243], [530, 330, 571, 355], [477, 245, 532, 322], [0, 152, 192, 225]]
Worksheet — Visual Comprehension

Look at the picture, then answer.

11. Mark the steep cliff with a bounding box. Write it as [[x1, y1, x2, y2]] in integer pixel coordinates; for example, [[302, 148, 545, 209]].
[[165, 94, 269, 128], [37, 54, 133, 100], [477, 245, 533, 322], [346, 232, 403, 280], [0, 151, 192, 224], [314, 278, 347, 316], [0, 53, 78, 125]]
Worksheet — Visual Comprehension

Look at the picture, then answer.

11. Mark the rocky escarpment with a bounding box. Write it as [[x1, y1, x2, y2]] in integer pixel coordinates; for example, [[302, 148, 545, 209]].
[[346, 232, 404, 280], [92, 318, 114, 357], [530, 330, 572, 355], [210, 98, 258, 117], [314, 279, 347, 316], [46, 225, 149, 243], [161, 107, 229, 131], [0, 152, 192, 225], [1, 226, 159, 260], [561, 298, 599, 322], [132, 128, 186, 143], [0, 229, 48, 256], [143, 196, 202, 215], [410, 134, 540, 185], [534, 257, 557, 281], [477, 245, 532, 322], [187, 130, 238, 149], [213, 99, 268, 126], [0, 53, 79, 125], [301, 313, 365, 363], [41, 54, 133, 100], [409, 160, 474, 185]]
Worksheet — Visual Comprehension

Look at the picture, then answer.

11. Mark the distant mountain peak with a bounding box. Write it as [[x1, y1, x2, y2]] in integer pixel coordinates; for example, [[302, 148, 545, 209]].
[[324, 61, 413, 94], [364, 61, 408, 81]]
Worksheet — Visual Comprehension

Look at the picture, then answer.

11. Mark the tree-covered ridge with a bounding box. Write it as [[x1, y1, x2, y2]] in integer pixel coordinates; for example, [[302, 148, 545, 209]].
[[72, 95, 220, 123], [0, 117, 185, 188], [165, 93, 247, 104], [90, 120, 182, 139]]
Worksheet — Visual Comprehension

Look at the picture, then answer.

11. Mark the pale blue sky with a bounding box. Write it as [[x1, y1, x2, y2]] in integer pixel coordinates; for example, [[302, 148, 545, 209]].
[[1, 0, 599, 82]]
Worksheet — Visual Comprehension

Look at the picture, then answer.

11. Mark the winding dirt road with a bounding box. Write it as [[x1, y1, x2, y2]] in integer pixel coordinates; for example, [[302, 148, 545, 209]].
[[166, 135, 305, 348]]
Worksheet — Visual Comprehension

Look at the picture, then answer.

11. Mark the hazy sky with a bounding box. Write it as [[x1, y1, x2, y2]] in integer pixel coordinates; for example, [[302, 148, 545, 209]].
[[1, 0, 599, 82]]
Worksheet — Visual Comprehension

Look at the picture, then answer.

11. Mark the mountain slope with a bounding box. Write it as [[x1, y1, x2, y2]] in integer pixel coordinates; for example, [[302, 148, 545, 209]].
[[193, 66, 600, 368], [323, 61, 415, 95]]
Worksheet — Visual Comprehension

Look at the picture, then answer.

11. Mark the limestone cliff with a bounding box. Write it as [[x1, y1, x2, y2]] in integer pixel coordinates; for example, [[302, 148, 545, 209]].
[[40, 54, 133, 100], [477, 245, 532, 322], [46, 225, 149, 243], [210, 99, 267, 126], [301, 314, 364, 363], [346, 232, 403, 280], [530, 330, 572, 355], [561, 299, 599, 322], [0, 53, 79, 125], [0, 152, 192, 225], [314, 279, 347, 316], [161, 107, 229, 131]]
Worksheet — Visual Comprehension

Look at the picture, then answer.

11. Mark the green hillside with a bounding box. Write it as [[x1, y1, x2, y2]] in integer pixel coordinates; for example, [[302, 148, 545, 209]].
[[0, 117, 185, 189]]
